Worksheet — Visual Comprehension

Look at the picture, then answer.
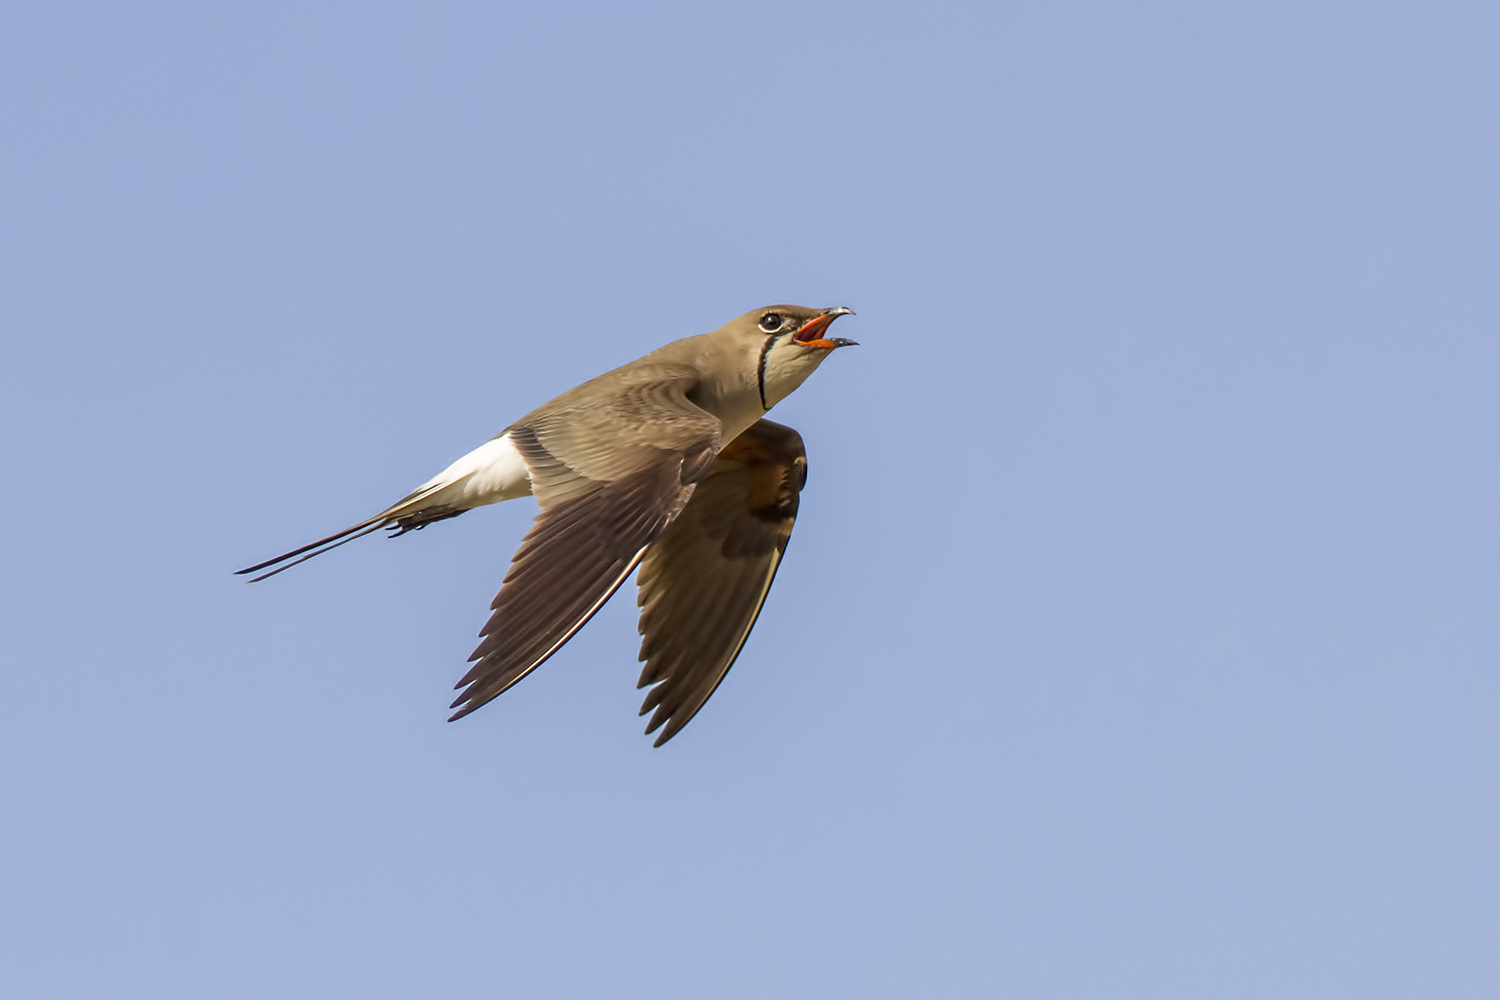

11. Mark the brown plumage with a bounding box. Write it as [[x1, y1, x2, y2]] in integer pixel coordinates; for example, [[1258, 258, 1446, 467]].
[[238, 305, 853, 745], [634, 420, 806, 745]]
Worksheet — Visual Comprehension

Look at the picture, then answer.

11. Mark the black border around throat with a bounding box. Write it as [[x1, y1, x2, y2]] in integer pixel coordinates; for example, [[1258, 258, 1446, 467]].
[[756, 335, 778, 411]]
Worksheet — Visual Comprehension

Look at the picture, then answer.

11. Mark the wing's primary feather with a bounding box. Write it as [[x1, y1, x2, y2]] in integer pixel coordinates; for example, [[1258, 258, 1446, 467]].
[[634, 419, 807, 746]]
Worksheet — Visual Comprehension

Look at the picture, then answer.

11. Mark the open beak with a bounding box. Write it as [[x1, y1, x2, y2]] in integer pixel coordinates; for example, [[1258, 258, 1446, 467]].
[[792, 306, 857, 349]]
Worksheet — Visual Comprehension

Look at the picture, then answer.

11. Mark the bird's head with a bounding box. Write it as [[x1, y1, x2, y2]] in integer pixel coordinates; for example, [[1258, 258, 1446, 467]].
[[723, 305, 856, 410]]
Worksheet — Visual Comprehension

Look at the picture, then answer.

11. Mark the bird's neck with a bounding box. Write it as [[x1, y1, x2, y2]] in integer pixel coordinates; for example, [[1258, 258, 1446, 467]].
[[691, 369, 767, 444], [658, 334, 769, 444]]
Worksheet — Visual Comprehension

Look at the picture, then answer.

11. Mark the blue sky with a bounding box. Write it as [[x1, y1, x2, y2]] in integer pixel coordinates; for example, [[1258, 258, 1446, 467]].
[[3, 2, 1497, 996]]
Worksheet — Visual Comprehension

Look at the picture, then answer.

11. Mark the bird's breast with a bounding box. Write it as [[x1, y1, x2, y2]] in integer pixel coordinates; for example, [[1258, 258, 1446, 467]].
[[711, 390, 773, 447]]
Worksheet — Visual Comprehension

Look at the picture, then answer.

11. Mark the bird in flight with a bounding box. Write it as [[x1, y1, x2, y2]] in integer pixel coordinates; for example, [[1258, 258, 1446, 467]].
[[239, 304, 856, 745]]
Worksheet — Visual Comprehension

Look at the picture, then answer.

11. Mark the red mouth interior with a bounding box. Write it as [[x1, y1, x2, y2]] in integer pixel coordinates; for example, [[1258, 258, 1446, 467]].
[[793, 316, 833, 343]]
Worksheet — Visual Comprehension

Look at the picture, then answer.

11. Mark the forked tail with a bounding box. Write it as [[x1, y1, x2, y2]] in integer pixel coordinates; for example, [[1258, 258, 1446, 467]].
[[235, 517, 391, 582], [236, 480, 460, 582]]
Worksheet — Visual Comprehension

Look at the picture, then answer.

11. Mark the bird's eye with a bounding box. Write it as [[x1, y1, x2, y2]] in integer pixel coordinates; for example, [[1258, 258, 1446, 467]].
[[759, 313, 784, 333]]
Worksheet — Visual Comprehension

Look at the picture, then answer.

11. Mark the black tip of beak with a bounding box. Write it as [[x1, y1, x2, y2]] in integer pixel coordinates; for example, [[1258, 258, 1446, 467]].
[[829, 337, 858, 348]]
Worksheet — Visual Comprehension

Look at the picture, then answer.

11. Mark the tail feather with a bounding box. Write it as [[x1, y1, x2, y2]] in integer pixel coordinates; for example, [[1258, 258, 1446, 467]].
[[237, 520, 391, 582], [236, 479, 462, 582]]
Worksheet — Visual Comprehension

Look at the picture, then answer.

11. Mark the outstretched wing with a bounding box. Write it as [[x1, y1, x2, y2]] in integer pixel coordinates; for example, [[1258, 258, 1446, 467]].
[[449, 365, 721, 721], [634, 418, 807, 746]]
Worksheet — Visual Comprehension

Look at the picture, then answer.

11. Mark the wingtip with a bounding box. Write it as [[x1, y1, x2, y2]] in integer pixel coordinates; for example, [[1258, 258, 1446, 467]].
[[649, 723, 682, 748]]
